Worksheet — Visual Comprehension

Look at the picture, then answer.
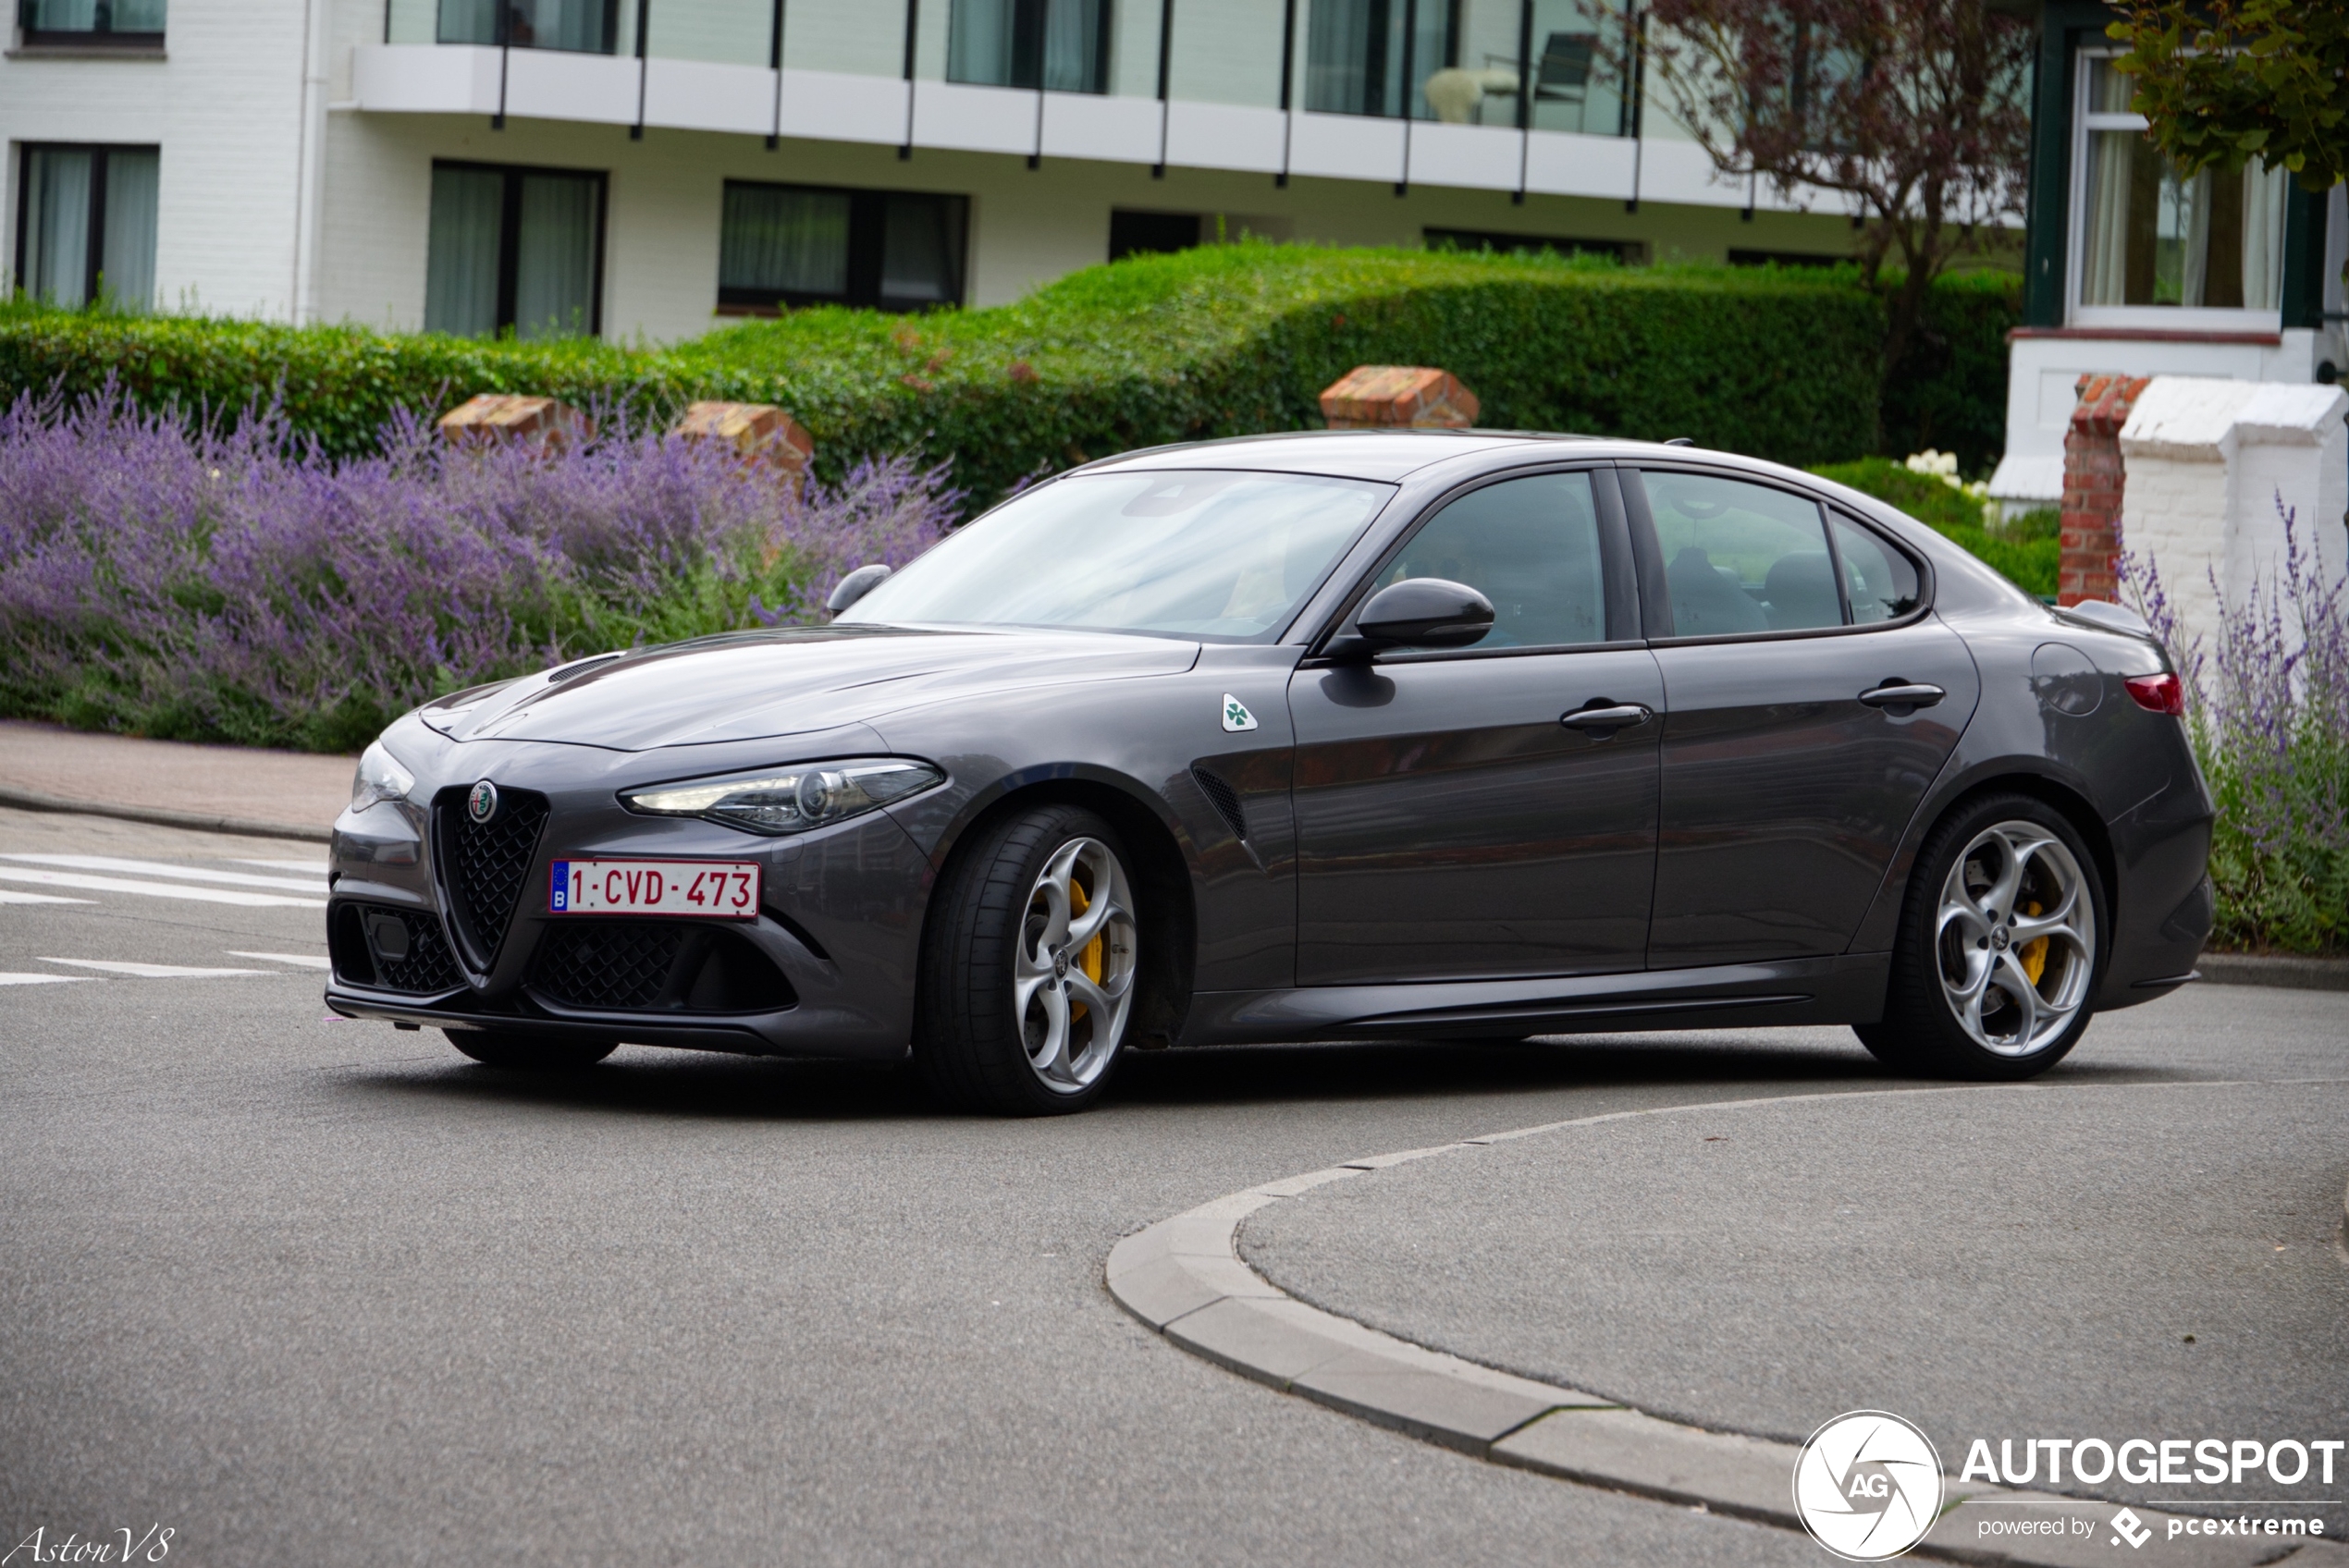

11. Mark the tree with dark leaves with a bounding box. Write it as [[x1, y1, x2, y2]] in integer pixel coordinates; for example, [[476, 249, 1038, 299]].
[[1631, 0, 2034, 375]]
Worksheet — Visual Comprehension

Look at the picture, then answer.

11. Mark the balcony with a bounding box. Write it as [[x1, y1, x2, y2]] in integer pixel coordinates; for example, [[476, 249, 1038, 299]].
[[355, 0, 1749, 209]]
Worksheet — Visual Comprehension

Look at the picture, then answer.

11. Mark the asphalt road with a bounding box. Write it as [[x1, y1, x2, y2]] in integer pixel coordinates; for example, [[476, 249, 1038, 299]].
[[1244, 993, 2349, 1536], [2, 802, 2340, 1565]]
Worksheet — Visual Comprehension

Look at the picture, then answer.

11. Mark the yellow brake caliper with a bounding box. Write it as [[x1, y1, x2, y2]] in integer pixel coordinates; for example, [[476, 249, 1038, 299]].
[[2020, 900, 2048, 986], [1067, 877, 1104, 1023]]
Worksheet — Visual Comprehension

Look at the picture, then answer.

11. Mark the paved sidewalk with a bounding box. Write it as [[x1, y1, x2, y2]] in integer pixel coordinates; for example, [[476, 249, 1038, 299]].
[[0, 720, 351, 836], [1239, 986, 2349, 1538]]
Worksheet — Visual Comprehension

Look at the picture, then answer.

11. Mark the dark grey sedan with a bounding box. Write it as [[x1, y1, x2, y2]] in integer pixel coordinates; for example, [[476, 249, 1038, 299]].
[[325, 431, 2213, 1113]]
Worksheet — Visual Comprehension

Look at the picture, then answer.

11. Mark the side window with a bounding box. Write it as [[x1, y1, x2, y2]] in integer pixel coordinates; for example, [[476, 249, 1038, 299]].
[[1829, 514, 1922, 623], [1373, 472, 1607, 649], [1642, 472, 1841, 635]]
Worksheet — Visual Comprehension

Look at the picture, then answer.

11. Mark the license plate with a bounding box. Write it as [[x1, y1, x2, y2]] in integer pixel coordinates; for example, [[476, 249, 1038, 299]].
[[549, 859, 761, 918]]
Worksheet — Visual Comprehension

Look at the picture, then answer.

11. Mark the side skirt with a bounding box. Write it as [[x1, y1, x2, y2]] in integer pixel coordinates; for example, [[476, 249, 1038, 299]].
[[1176, 954, 1891, 1046]]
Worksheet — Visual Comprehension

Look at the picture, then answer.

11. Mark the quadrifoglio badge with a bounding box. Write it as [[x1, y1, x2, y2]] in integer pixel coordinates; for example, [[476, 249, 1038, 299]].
[[1793, 1411, 1944, 1561]]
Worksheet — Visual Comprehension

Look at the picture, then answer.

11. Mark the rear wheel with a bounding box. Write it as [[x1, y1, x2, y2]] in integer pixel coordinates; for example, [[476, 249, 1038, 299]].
[[1856, 794, 2104, 1081], [916, 804, 1141, 1115], [445, 1027, 618, 1072]]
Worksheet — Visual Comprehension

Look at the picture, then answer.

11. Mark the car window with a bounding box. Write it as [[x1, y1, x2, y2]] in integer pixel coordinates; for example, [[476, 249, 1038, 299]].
[[836, 470, 1391, 640], [1829, 514, 1922, 623], [1372, 472, 1606, 649], [1642, 472, 1841, 635]]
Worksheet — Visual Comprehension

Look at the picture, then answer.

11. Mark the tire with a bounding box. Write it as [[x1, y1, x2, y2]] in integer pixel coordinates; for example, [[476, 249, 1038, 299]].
[[445, 1027, 618, 1072], [1856, 792, 2107, 1081], [916, 804, 1142, 1115]]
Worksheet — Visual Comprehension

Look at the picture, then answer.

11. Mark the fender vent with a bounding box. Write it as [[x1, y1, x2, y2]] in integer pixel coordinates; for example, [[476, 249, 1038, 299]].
[[1191, 766, 1248, 842]]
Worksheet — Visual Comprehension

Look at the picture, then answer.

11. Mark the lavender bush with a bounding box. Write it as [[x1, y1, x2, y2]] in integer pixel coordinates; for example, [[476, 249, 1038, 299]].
[[2123, 494, 2349, 952], [0, 387, 955, 753]]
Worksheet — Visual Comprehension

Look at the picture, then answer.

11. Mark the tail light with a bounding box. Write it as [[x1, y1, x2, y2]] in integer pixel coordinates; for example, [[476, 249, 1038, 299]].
[[2125, 672, 2185, 716]]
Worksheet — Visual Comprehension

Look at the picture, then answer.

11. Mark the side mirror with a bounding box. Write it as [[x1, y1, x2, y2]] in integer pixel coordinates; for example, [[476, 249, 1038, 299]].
[[1349, 577, 1495, 651], [826, 563, 892, 614]]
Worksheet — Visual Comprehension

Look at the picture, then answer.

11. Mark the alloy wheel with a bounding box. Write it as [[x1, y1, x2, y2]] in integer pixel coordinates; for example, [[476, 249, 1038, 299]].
[[1014, 837, 1138, 1093], [1934, 820, 2097, 1057]]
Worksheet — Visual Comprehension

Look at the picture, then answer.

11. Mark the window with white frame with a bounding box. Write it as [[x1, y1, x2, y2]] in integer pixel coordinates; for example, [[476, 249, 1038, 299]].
[[13, 144, 159, 311], [2071, 54, 2285, 325]]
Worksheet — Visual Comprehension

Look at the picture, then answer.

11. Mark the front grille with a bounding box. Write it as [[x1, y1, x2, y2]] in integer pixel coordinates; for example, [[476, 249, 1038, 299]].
[[434, 786, 549, 967], [332, 903, 462, 995], [530, 921, 795, 1013]]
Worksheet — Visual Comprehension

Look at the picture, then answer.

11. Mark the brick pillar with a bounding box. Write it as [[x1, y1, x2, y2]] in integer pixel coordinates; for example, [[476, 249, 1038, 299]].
[[437, 394, 590, 451], [671, 401, 815, 492], [1318, 365, 1481, 429], [2058, 374, 2148, 606]]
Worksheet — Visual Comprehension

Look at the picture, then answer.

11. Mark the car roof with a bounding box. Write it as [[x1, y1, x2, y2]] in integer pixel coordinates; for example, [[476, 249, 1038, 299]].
[[1081, 428, 1599, 482]]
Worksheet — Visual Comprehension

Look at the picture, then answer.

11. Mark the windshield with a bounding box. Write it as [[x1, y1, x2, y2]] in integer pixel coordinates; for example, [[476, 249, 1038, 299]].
[[836, 469, 1393, 639]]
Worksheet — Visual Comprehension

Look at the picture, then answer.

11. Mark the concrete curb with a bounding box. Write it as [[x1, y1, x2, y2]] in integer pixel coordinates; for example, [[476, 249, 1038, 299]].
[[1106, 1087, 2349, 1567], [2195, 952, 2349, 992], [0, 785, 332, 845]]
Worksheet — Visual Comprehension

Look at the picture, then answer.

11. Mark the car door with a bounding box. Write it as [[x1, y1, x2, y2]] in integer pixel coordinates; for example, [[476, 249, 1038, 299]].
[[1289, 466, 1666, 985], [1624, 466, 1982, 968]]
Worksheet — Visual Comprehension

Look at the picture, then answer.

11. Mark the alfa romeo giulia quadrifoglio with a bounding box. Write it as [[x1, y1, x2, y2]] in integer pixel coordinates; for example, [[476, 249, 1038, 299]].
[[324, 431, 2213, 1113]]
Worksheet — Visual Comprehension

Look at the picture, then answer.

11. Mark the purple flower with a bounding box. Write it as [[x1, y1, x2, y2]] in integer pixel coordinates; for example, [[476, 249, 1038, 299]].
[[0, 384, 958, 752]]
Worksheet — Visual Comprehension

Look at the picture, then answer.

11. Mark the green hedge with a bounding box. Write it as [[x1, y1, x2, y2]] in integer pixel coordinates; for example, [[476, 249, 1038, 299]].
[[1, 245, 1966, 504], [1879, 268, 2020, 478]]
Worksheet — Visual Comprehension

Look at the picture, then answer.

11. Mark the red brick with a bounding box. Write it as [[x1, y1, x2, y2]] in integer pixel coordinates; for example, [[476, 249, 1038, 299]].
[[2055, 374, 2148, 606]]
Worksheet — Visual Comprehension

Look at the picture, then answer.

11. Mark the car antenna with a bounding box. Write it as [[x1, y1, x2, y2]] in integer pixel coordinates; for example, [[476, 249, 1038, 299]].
[[1664, 436, 1695, 447]]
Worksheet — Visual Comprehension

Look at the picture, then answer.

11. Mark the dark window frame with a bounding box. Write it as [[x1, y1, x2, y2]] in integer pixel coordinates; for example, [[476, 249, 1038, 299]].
[[12, 141, 158, 309], [944, 0, 1113, 95], [433, 0, 621, 55], [716, 180, 968, 315], [1620, 463, 1935, 646], [428, 158, 609, 339], [17, 0, 165, 48]]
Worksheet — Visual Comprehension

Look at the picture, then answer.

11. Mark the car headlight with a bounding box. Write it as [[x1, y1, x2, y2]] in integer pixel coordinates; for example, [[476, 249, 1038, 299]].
[[351, 741, 417, 814], [620, 758, 945, 836]]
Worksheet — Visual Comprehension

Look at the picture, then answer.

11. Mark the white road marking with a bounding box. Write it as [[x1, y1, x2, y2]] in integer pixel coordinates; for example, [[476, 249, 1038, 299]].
[[0, 868, 326, 909], [231, 860, 329, 876], [0, 888, 94, 905], [0, 854, 326, 892], [0, 972, 93, 986], [228, 951, 333, 970], [40, 958, 264, 978]]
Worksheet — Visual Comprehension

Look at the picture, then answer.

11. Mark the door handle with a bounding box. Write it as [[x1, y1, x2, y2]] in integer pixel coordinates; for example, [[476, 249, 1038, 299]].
[[1858, 681, 1946, 711], [1561, 703, 1654, 735]]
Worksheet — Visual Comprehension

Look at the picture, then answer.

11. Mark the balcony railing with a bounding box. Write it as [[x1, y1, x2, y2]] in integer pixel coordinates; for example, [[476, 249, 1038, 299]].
[[381, 0, 1639, 134]]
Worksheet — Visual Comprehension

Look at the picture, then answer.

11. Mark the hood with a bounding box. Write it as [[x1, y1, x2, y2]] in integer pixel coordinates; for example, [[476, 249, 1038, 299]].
[[418, 625, 1201, 752]]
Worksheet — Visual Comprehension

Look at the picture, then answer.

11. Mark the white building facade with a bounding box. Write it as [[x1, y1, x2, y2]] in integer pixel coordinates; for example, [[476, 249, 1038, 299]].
[[1989, 0, 2347, 513], [6, 0, 1888, 342]]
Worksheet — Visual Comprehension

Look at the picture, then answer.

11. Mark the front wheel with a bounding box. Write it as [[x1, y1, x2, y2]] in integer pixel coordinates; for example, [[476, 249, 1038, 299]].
[[445, 1027, 618, 1072], [916, 804, 1142, 1115], [1856, 794, 2105, 1081]]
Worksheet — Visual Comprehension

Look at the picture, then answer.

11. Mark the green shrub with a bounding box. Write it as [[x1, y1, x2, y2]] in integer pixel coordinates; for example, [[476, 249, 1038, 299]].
[[1810, 456, 2058, 599], [4, 245, 1909, 504]]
